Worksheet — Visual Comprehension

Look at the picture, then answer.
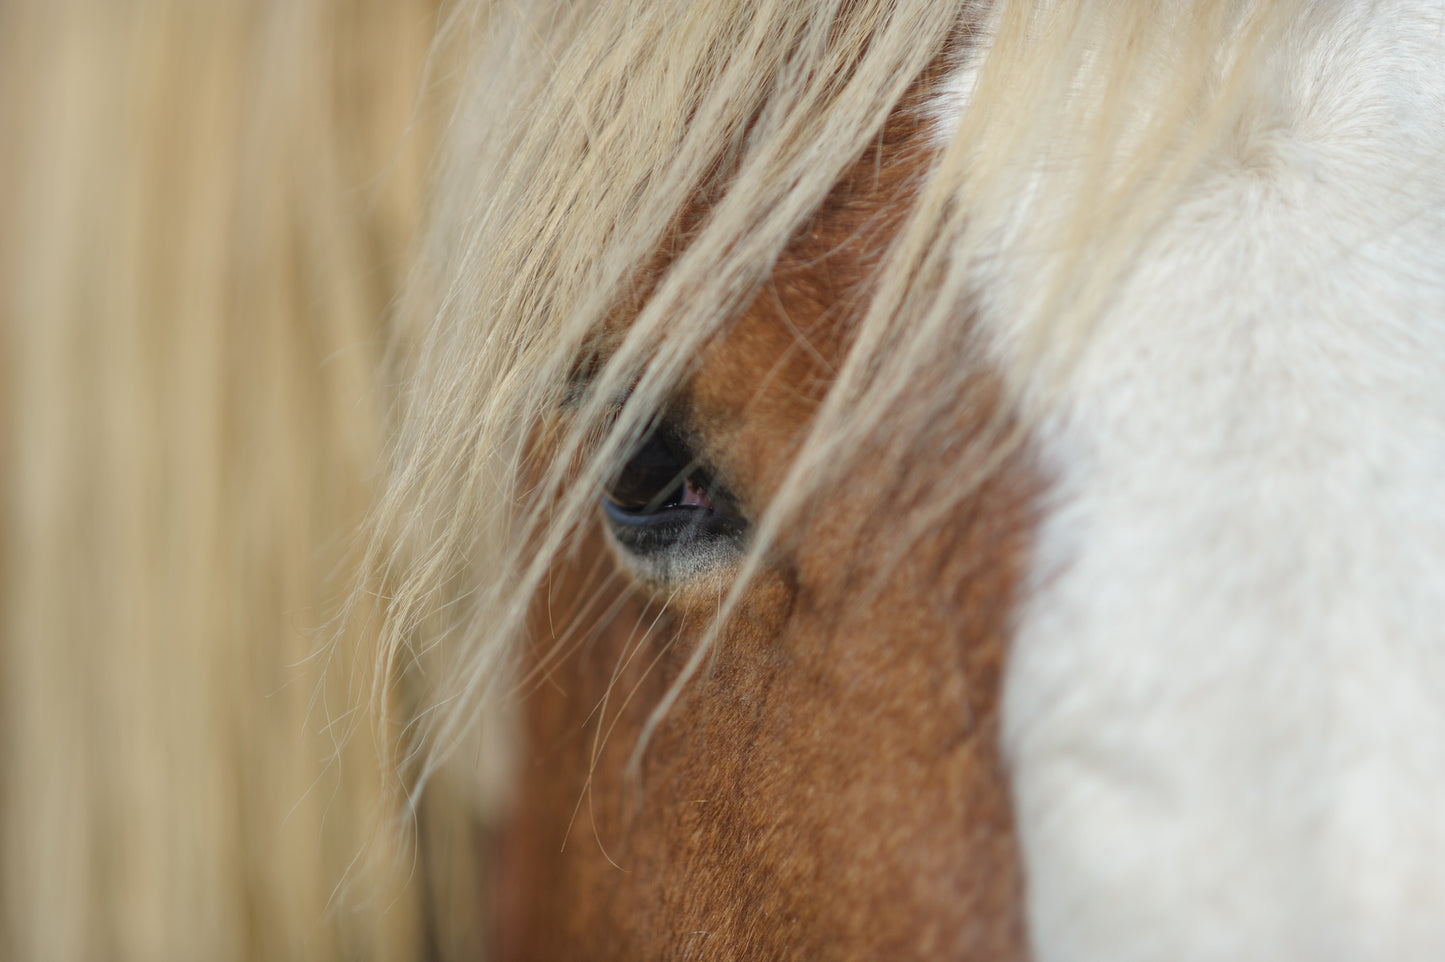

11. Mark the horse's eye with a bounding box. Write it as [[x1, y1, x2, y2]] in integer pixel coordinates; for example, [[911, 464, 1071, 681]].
[[601, 426, 746, 577], [604, 430, 701, 515]]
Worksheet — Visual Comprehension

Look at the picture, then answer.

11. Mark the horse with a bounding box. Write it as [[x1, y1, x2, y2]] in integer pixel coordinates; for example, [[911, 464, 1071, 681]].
[[5, 0, 1445, 959]]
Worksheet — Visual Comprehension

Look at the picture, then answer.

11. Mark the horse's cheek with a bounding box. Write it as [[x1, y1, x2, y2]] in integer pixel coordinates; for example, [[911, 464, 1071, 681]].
[[501, 435, 1038, 959]]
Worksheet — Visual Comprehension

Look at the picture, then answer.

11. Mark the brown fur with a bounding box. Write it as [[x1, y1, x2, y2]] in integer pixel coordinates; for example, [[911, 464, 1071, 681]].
[[500, 87, 1039, 961]]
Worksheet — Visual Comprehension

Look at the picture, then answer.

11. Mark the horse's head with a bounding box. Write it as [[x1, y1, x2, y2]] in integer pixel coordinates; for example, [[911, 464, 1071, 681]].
[[372, 1, 1445, 958]]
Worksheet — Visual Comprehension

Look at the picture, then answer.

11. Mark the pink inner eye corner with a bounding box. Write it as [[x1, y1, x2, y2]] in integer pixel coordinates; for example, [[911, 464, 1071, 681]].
[[680, 477, 714, 510]]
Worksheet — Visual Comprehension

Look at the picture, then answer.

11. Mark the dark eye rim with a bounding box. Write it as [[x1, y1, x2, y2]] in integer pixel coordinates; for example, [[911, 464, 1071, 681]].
[[601, 497, 747, 555]]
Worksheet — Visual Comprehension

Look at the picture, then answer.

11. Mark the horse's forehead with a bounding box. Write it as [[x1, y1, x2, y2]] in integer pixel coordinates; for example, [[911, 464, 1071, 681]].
[[684, 114, 928, 507], [972, 4, 1445, 959]]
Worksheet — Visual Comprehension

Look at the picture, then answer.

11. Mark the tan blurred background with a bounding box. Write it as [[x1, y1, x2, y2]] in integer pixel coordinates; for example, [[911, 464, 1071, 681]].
[[0, 3, 489, 958]]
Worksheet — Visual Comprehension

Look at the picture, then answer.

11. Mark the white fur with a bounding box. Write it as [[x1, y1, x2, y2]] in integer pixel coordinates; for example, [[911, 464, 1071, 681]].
[[964, 4, 1445, 960]]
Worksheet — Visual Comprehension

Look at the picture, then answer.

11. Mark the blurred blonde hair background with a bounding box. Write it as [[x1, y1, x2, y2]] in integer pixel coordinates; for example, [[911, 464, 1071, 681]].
[[0, 2, 488, 958]]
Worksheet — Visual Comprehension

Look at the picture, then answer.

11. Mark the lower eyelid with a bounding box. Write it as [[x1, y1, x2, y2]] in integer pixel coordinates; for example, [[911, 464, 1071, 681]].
[[601, 507, 747, 585]]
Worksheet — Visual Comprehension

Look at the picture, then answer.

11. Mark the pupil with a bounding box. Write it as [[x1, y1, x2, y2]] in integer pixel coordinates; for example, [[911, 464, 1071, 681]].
[[606, 432, 690, 514]]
